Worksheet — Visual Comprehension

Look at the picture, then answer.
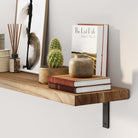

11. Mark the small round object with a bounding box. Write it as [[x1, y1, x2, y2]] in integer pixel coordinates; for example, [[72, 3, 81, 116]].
[[69, 55, 94, 78]]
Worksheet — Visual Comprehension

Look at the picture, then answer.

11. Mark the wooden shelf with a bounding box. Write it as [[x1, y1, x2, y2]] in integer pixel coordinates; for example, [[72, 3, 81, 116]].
[[0, 72, 129, 106]]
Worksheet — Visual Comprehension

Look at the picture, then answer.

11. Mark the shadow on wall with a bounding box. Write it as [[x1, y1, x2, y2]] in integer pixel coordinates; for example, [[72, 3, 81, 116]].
[[128, 71, 138, 118], [107, 26, 138, 122], [111, 71, 138, 124], [108, 26, 131, 89]]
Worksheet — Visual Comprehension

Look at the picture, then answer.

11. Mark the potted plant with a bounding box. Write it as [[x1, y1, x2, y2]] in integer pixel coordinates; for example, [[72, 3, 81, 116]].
[[39, 38, 68, 84]]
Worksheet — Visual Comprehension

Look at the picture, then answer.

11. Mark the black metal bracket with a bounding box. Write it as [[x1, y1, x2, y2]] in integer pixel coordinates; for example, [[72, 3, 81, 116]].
[[103, 102, 110, 128]]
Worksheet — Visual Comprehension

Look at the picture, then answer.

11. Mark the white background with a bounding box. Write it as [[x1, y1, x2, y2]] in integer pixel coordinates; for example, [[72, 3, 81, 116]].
[[0, 0, 137, 138]]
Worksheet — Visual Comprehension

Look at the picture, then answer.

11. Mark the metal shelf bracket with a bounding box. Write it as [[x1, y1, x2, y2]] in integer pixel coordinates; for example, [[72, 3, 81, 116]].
[[103, 102, 110, 128]]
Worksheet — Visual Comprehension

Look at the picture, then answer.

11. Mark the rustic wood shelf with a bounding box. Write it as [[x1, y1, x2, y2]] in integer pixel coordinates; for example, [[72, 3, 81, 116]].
[[0, 72, 129, 106]]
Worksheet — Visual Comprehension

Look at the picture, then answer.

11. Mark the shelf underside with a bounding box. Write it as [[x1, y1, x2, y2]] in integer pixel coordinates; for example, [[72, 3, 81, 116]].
[[0, 72, 129, 106]]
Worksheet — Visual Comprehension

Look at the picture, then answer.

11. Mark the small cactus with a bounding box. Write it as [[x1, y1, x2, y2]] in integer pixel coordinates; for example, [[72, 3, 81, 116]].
[[47, 49, 64, 68], [49, 38, 62, 51]]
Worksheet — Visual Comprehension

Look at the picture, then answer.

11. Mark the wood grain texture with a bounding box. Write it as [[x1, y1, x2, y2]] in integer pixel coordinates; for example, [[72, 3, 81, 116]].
[[0, 72, 129, 106]]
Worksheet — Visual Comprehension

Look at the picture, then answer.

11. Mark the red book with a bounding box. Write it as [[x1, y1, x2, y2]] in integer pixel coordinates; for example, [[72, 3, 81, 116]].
[[47, 75, 111, 87]]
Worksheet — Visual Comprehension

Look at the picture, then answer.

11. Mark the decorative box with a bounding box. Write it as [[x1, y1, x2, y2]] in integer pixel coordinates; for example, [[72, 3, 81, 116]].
[[0, 49, 10, 72], [0, 34, 5, 50]]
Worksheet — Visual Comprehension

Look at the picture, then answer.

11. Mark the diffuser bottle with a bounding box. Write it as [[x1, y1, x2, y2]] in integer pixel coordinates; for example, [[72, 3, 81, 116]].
[[9, 54, 20, 72]]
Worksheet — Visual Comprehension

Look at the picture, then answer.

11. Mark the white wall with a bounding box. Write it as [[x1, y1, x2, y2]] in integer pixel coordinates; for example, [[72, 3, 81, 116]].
[[0, 0, 137, 138], [0, 0, 15, 50]]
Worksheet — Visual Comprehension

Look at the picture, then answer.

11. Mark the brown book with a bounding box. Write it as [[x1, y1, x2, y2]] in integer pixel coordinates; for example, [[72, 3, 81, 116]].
[[47, 75, 110, 87], [48, 82, 111, 93]]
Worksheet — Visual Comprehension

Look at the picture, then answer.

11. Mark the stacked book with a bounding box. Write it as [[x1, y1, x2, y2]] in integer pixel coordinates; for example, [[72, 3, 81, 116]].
[[47, 75, 111, 93]]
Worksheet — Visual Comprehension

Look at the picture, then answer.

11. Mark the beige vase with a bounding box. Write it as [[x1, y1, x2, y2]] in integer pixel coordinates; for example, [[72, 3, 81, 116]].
[[39, 66, 69, 84], [69, 55, 94, 78]]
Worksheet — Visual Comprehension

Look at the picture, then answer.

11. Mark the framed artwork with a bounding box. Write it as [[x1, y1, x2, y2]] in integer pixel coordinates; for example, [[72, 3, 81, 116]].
[[16, 0, 49, 74]]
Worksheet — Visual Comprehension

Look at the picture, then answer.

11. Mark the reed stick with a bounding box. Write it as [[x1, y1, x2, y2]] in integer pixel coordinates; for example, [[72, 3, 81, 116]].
[[7, 0, 21, 55], [14, 0, 18, 25], [7, 24, 22, 55], [13, 24, 16, 54], [7, 24, 14, 52], [16, 24, 22, 54], [10, 24, 14, 49], [15, 24, 19, 53]]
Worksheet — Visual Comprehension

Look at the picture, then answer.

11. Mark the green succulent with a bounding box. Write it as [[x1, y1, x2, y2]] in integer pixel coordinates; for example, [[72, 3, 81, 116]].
[[47, 49, 64, 68], [49, 38, 62, 51]]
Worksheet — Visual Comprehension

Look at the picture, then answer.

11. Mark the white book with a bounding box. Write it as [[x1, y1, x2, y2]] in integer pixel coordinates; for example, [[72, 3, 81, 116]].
[[72, 25, 103, 54], [76, 84, 111, 93], [102, 24, 109, 76], [72, 25, 103, 75], [74, 78, 111, 87], [48, 82, 111, 93], [48, 74, 111, 87], [72, 24, 109, 76]]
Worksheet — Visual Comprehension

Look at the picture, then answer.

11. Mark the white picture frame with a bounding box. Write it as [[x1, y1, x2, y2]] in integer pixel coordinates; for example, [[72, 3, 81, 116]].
[[16, 0, 49, 74]]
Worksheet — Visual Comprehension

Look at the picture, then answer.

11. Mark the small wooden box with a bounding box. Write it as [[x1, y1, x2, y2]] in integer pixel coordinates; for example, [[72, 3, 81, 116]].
[[39, 66, 69, 84], [0, 34, 5, 50], [0, 49, 10, 72]]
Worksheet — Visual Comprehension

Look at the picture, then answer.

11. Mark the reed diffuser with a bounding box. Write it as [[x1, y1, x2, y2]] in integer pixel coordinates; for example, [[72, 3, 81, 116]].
[[7, 0, 22, 72], [7, 24, 22, 72]]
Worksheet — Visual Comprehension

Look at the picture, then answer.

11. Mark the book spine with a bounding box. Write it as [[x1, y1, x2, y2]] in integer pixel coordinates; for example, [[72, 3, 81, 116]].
[[47, 76, 75, 87], [48, 83, 76, 93]]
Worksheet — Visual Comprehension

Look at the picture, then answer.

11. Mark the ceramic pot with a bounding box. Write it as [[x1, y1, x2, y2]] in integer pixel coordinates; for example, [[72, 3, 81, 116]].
[[69, 55, 93, 78], [39, 66, 69, 84]]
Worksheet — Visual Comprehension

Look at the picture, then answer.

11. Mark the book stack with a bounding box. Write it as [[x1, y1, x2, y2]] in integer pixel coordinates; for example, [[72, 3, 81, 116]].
[[47, 75, 111, 93]]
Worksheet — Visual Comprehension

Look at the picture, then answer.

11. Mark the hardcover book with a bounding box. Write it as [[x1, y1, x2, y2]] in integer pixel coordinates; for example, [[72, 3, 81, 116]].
[[48, 82, 111, 93], [47, 75, 111, 87], [72, 24, 108, 76], [72, 25, 103, 75]]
